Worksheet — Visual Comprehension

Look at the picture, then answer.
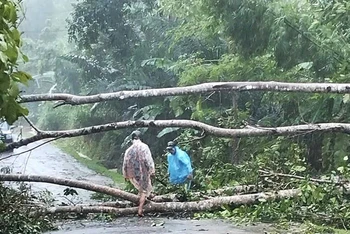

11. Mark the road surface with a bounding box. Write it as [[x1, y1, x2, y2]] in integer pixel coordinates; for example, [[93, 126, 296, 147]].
[[0, 139, 268, 233], [0, 140, 115, 204], [47, 218, 269, 234]]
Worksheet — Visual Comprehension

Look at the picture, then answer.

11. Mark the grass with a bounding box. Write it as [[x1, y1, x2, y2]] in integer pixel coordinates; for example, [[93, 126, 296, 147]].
[[54, 138, 125, 186]]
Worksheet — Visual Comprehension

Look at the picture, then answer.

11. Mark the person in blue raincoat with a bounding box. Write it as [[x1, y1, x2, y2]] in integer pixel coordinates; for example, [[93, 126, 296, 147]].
[[166, 141, 193, 189]]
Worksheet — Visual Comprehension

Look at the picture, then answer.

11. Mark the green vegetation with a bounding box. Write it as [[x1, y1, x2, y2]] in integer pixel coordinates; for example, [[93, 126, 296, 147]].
[[0, 183, 55, 233], [0, 1, 55, 232], [6, 0, 350, 232], [0, 0, 31, 125]]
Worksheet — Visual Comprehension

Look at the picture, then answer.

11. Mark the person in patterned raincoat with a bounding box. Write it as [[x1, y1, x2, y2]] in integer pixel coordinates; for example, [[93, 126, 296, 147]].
[[123, 130, 155, 216]]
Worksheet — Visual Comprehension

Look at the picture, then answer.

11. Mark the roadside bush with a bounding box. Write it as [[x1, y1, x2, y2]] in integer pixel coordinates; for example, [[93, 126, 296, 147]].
[[0, 183, 55, 234]]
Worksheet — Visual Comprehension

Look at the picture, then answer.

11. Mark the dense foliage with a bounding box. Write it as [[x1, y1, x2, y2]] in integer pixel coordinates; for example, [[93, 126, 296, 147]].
[[17, 0, 350, 231], [0, 0, 31, 124], [0, 182, 55, 233]]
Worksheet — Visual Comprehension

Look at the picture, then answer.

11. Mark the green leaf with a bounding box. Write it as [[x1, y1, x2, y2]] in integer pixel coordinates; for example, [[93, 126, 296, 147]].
[[337, 166, 344, 173], [157, 127, 180, 138], [8, 83, 19, 97], [292, 165, 306, 172], [0, 73, 11, 91], [343, 94, 350, 103], [22, 54, 29, 62], [0, 35, 8, 51], [296, 62, 313, 70], [11, 29, 21, 44], [12, 71, 32, 85]]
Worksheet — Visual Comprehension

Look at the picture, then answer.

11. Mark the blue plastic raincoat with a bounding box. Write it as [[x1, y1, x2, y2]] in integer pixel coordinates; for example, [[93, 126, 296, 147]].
[[167, 146, 193, 184]]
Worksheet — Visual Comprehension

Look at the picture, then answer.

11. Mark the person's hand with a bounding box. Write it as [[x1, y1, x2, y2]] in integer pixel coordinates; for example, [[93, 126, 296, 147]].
[[187, 174, 193, 180]]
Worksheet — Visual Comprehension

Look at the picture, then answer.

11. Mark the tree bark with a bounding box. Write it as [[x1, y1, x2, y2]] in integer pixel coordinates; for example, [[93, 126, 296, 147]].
[[151, 185, 258, 202], [0, 173, 259, 204], [20, 81, 350, 105], [304, 133, 324, 171], [3, 120, 350, 152], [0, 174, 140, 204], [36, 189, 300, 216]]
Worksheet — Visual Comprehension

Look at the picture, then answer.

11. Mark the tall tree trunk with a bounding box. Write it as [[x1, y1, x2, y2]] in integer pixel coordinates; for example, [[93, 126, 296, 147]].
[[231, 92, 240, 164], [305, 133, 324, 171]]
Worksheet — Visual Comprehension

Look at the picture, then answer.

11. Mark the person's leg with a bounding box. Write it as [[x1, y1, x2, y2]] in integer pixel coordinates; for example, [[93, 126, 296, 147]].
[[147, 178, 155, 199], [138, 192, 146, 217]]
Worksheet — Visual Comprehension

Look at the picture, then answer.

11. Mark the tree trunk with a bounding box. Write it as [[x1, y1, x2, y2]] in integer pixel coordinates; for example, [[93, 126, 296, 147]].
[[305, 133, 324, 171], [0, 174, 259, 204], [4, 120, 350, 152], [20, 81, 350, 106], [0, 174, 140, 204], [152, 185, 258, 202], [36, 189, 300, 216], [230, 92, 240, 164]]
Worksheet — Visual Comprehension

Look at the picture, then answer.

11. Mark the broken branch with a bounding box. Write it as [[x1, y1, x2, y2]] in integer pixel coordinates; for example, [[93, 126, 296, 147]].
[[259, 169, 347, 186], [22, 116, 42, 133]]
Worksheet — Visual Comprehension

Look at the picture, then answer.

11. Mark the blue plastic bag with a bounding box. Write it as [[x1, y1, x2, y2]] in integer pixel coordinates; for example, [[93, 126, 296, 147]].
[[167, 146, 193, 185]]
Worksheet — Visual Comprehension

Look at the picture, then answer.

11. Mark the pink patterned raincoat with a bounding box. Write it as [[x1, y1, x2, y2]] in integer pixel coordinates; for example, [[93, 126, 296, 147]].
[[123, 139, 155, 196]]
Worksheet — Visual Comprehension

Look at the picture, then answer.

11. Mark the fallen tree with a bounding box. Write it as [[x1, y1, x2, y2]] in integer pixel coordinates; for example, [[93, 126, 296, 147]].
[[3, 120, 350, 152], [150, 184, 258, 202], [3, 173, 348, 218], [20, 81, 350, 106], [36, 189, 300, 216], [0, 174, 140, 204], [0, 173, 258, 203]]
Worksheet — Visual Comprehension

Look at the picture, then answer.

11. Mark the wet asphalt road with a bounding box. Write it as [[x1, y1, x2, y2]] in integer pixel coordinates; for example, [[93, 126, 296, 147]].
[[0, 139, 115, 204], [0, 138, 266, 234], [47, 218, 267, 234]]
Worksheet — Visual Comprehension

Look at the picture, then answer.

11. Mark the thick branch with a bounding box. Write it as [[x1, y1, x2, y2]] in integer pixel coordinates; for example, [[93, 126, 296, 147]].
[[75, 201, 133, 208], [0, 174, 140, 203], [20, 81, 350, 105], [152, 185, 258, 202], [4, 120, 350, 152], [35, 206, 138, 216], [37, 189, 300, 216]]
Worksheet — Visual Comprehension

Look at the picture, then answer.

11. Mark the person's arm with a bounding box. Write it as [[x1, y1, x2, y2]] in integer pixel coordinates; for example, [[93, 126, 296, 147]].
[[167, 155, 170, 175], [144, 146, 155, 175], [122, 150, 129, 179]]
